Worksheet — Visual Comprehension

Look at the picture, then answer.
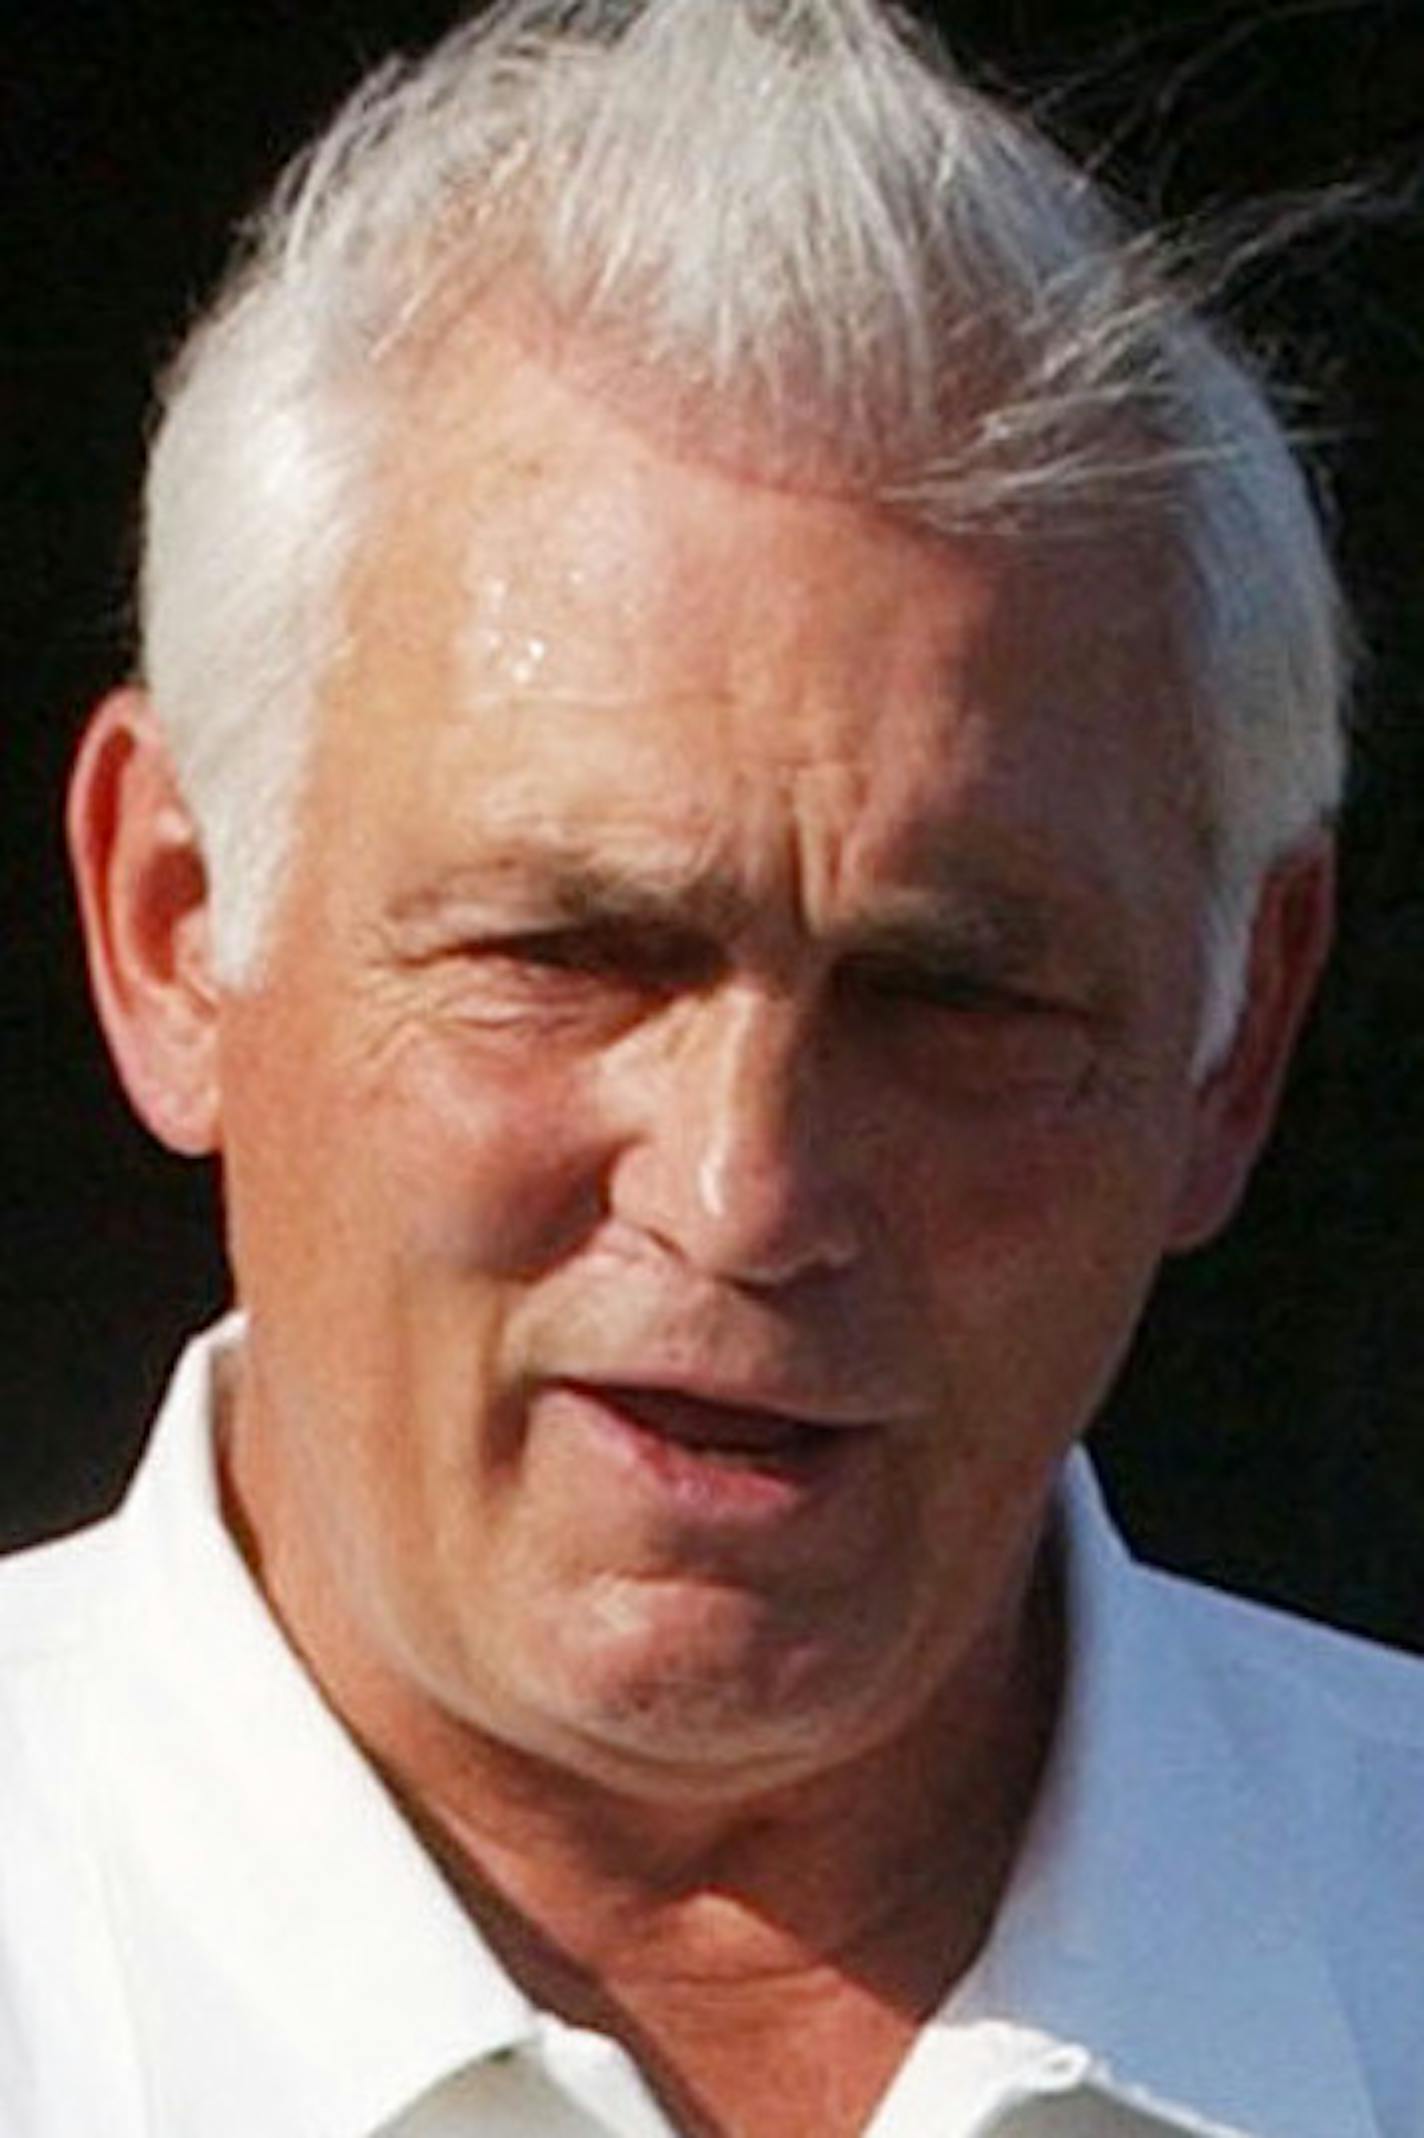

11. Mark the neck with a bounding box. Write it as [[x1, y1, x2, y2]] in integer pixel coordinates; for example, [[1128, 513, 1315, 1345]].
[[358, 1549, 1061, 2014], [362, 1563, 1061, 2138]]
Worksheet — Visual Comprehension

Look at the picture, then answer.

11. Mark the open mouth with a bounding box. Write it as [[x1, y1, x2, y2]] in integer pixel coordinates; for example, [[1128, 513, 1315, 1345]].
[[565, 1381, 852, 1477]]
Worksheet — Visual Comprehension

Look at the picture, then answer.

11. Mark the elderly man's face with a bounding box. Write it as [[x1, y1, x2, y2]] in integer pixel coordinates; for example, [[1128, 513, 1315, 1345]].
[[211, 346, 1220, 1796]]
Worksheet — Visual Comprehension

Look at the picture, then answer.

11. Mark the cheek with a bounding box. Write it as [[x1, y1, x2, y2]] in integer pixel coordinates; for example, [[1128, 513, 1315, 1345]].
[[375, 1037, 611, 1274], [894, 1093, 1186, 1370]]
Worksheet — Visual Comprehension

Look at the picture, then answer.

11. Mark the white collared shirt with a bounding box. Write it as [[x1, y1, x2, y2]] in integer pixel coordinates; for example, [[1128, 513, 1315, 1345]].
[[2, 1321, 1422, 2137]]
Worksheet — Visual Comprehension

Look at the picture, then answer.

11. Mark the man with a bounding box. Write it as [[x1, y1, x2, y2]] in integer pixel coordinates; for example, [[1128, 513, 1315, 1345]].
[[6, 2, 1422, 2132]]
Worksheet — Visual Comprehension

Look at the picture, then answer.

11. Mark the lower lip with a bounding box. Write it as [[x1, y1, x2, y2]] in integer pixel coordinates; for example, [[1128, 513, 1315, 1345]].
[[542, 1383, 867, 1524]]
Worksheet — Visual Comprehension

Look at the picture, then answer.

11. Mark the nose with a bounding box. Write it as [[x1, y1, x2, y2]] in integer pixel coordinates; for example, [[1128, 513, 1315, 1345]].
[[604, 981, 861, 1288]]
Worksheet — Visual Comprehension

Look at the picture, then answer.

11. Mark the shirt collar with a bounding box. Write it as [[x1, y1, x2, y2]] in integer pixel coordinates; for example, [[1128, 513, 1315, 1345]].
[[941, 1450, 1380, 2138]]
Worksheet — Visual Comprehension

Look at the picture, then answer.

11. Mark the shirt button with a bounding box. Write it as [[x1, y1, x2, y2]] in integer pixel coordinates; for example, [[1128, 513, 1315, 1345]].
[[1036, 2044, 1091, 2090]]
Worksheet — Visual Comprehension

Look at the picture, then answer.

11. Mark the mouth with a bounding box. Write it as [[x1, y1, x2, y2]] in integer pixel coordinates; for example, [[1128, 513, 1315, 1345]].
[[545, 1379, 873, 1519], [579, 1383, 852, 1470]]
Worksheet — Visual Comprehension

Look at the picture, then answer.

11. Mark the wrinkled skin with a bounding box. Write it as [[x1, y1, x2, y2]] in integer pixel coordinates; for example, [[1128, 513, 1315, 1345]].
[[204, 347, 1243, 1802]]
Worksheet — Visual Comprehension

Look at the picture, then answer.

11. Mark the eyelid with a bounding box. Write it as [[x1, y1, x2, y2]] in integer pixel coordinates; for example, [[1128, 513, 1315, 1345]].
[[840, 950, 1053, 1011], [488, 918, 720, 988]]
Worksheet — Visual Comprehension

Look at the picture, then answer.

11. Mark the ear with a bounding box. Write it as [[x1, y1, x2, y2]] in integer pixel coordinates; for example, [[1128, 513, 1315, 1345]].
[[67, 687, 222, 1156], [1168, 835, 1335, 1252]]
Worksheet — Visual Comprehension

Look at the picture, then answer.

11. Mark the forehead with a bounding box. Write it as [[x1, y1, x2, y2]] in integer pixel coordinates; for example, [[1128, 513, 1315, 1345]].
[[323, 334, 1199, 929]]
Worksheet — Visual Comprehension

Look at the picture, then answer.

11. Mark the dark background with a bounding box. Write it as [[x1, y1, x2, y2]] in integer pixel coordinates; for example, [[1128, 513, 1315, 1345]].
[[3, 1, 1422, 1639]]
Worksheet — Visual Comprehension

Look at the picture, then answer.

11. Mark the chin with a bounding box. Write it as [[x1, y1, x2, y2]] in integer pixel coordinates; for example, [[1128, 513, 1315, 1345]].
[[504, 1591, 906, 1795]]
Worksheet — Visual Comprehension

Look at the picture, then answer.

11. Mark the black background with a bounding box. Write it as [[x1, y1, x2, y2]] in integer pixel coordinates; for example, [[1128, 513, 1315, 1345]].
[[3, 1, 1422, 1640]]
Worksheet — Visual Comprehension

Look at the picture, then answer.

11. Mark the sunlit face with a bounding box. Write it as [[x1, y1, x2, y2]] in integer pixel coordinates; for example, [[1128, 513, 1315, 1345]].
[[215, 342, 1213, 1800]]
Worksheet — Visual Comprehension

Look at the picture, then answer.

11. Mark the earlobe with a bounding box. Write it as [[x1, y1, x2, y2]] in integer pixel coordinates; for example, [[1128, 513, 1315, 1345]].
[[67, 687, 222, 1156], [1168, 836, 1335, 1253]]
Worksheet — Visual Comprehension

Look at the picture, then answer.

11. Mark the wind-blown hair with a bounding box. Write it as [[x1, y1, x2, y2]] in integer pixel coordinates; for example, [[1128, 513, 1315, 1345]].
[[140, 0, 1348, 1066]]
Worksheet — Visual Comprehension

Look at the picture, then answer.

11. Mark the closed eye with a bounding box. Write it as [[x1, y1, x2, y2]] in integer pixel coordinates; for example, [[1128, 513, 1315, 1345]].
[[482, 922, 719, 994], [840, 953, 1056, 1018], [839, 950, 1098, 1108]]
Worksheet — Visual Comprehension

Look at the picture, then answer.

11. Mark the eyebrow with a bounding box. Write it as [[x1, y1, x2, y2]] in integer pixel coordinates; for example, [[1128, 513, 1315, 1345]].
[[385, 837, 1098, 984], [387, 845, 753, 940], [839, 897, 1049, 980]]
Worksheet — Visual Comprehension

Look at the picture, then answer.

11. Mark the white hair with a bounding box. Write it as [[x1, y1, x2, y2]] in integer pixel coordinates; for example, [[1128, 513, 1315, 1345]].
[[139, 0, 1349, 1067]]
